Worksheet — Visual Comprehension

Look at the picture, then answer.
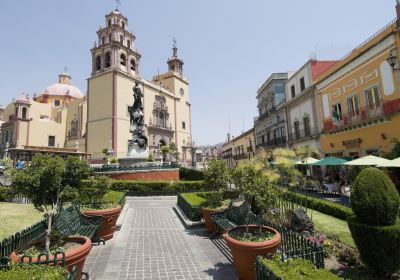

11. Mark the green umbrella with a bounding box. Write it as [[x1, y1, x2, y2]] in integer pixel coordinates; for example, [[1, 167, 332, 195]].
[[344, 155, 391, 166], [311, 157, 348, 166]]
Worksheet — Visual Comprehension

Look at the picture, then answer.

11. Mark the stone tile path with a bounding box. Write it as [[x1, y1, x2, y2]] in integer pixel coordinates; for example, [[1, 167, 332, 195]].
[[84, 197, 238, 280]]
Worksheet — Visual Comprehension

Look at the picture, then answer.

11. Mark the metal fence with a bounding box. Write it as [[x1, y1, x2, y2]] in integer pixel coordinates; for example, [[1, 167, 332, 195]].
[[261, 219, 325, 269], [93, 162, 180, 173]]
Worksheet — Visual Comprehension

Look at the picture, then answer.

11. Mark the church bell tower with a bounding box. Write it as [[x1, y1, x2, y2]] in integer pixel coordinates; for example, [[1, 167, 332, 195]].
[[90, 9, 141, 77]]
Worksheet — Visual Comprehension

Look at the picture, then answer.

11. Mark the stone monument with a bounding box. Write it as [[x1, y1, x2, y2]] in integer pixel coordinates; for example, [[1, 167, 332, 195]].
[[119, 81, 149, 166]]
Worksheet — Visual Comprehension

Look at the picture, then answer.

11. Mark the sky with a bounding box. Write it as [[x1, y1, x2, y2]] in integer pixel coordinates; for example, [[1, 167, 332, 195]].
[[0, 1, 396, 145]]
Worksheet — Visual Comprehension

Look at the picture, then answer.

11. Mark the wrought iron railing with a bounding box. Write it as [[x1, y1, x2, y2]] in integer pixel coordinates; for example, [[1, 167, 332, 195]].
[[93, 162, 180, 172], [323, 98, 400, 132], [288, 128, 319, 142]]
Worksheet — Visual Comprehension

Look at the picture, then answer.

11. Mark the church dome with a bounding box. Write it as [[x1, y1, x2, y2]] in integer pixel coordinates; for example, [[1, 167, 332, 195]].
[[39, 73, 84, 99]]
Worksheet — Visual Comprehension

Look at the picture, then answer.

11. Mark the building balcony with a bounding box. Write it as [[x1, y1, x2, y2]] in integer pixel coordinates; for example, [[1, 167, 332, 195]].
[[256, 136, 287, 149], [223, 154, 232, 159], [322, 99, 400, 133], [147, 122, 173, 131], [153, 103, 168, 111], [288, 127, 319, 142], [233, 154, 248, 160]]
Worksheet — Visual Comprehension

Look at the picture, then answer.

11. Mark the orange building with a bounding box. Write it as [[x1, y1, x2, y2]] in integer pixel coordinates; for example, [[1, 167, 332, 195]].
[[315, 10, 400, 158]]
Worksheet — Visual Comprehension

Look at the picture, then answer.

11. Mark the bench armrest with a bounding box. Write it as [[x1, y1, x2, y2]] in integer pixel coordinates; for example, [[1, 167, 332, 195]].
[[80, 213, 104, 226]]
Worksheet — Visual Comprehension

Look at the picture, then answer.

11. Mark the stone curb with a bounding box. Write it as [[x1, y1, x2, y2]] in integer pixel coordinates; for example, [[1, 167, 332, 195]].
[[116, 202, 129, 229], [173, 203, 205, 229]]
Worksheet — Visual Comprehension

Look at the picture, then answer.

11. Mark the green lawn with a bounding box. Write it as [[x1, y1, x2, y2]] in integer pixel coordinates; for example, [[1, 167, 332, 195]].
[[305, 207, 355, 247], [0, 203, 43, 240]]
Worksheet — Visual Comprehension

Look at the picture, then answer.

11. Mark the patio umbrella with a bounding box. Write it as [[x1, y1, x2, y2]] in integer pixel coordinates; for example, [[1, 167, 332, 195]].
[[377, 157, 400, 167], [295, 157, 320, 165], [344, 155, 391, 166], [311, 157, 348, 166]]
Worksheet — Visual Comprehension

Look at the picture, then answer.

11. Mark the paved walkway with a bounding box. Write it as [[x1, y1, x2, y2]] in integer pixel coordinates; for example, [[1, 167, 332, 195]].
[[84, 197, 238, 280]]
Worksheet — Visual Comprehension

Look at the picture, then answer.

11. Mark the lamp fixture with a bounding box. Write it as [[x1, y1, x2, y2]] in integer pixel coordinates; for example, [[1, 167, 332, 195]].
[[387, 50, 400, 72]]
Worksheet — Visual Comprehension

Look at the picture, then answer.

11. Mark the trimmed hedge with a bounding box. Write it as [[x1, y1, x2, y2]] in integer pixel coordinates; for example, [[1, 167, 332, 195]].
[[179, 167, 205, 181], [351, 167, 400, 226], [177, 192, 208, 221], [257, 256, 340, 280], [283, 191, 353, 220], [0, 263, 68, 280], [348, 216, 400, 277], [177, 191, 239, 221], [108, 180, 213, 195]]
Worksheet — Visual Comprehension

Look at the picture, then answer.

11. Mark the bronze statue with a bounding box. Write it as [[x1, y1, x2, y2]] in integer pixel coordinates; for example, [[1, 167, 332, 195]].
[[128, 81, 147, 149]]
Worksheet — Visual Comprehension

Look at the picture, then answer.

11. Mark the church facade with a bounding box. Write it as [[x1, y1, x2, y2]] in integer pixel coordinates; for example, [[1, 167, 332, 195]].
[[0, 9, 193, 164]]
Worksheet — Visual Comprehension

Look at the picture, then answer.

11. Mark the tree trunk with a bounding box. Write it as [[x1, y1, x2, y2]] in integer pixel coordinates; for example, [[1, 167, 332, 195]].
[[45, 212, 53, 254]]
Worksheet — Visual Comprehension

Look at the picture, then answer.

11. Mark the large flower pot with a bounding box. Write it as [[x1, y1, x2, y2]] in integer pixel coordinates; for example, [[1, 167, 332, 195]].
[[224, 225, 281, 280], [202, 208, 216, 234], [10, 236, 92, 280], [83, 205, 121, 240]]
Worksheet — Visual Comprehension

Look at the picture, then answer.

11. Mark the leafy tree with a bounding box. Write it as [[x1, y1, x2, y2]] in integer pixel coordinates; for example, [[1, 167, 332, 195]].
[[12, 155, 89, 253], [79, 176, 112, 208], [102, 148, 109, 160], [273, 148, 302, 187], [231, 159, 280, 235], [0, 157, 14, 177], [204, 159, 230, 189]]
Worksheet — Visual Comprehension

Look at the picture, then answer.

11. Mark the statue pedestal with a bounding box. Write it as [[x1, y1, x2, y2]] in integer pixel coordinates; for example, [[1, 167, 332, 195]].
[[119, 143, 149, 168]]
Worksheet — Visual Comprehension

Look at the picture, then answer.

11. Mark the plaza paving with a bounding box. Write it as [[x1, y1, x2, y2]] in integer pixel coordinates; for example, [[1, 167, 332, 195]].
[[84, 196, 238, 280]]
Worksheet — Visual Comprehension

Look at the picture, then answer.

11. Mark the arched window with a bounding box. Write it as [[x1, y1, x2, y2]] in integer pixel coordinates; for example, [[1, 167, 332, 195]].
[[108, 34, 112, 42], [179, 88, 184, 97], [127, 40, 131, 49], [105, 52, 111, 68], [120, 35, 123, 44], [101, 36, 105, 45], [108, 19, 111, 27], [5, 131, 9, 142], [96, 56, 101, 71], [22, 107, 27, 119], [121, 21, 125, 29], [120, 53, 126, 66], [130, 59, 136, 71]]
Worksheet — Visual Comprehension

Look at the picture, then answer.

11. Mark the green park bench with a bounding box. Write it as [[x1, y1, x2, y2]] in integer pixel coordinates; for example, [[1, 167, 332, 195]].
[[210, 200, 262, 234], [54, 205, 105, 245]]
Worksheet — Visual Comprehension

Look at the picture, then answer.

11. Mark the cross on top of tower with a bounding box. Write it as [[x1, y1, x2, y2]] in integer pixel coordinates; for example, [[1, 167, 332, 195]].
[[114, 0, 121, 10], [173, 38, 177, 49]]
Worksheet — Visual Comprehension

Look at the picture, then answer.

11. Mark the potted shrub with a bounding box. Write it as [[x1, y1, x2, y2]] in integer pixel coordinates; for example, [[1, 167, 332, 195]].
[[160, 145, 170, 162], [78, 176, 122, 241], [11, 155, 91, 279], [227, 159, 282, 280], [347, 167, 400, 278], [200, 189, 228, 234]]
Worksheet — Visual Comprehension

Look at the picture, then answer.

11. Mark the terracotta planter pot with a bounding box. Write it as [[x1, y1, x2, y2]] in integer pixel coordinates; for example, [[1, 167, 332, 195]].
[[224, 225, 281, 280], [84, 205, 121, 240], [10, 236, 92, 280], [202, 208, 216, 234]]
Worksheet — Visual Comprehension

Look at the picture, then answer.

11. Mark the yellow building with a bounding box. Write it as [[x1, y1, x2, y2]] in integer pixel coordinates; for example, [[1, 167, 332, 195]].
[[315, 17, 400, 158], [0, 9, 193, 165], [221, 129, 255, 168]]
